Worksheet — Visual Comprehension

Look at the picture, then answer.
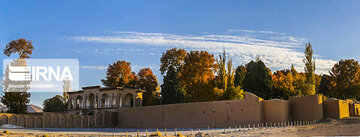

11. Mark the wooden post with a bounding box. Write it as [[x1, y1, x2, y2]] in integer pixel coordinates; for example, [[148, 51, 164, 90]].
[[146, 129, 148, 137]]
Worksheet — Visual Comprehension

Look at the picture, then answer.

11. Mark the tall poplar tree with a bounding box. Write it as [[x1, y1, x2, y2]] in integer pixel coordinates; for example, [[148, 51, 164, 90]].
[[303, 42, 316, 95]]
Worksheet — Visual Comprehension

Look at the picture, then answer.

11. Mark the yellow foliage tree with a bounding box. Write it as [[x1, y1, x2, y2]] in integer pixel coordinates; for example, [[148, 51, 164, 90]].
[[180, 50, 218, 102]]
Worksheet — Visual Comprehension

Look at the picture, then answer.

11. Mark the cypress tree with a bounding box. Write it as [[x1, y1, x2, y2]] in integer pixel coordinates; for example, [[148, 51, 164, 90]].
[[161, 66, 185, 104], [243, 60, 273, 99], [234, 65, 246, 88]]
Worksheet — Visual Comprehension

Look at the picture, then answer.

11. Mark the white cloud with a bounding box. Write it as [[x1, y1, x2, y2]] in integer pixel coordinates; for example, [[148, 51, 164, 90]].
[[228, 29, 285, 35], [81, 66, 107, 70], [71, 30, 336, 74]]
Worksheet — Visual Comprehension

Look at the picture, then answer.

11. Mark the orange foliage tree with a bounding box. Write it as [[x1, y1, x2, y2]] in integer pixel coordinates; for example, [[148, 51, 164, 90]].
[[180, 50, 218, 102], [160, 48, 187, 75], [137, 68, 160, 105], [101, 60, 137, 87]]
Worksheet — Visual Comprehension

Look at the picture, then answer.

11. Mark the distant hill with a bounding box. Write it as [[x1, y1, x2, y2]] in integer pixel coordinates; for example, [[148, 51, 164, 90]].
[[0, 104, 43, 113]]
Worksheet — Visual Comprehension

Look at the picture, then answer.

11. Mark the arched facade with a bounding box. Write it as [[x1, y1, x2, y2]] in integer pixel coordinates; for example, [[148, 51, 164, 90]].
[[0, 112, 112, 128], [67, 86, 143, 114]]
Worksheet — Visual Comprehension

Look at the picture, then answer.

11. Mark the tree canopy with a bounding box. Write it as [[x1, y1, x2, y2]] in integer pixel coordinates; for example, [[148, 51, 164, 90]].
[[101, 60, 137, 87], [160, 48, 187, 75], [43, 95, 67, 112], [303, 42, 316, 95], [243, 60, 273, 99], [161, 66, 186, 104], [329, 59, 360, 99], [137, 68, 159, 106], [180, 50, 218, 101], [4, 38, 34, 58], [1, 92, 31, 113]]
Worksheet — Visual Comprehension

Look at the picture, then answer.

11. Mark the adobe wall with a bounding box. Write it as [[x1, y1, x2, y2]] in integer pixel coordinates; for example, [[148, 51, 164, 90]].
[[338, 100, 350, 119], [323, 99, 350, 119], [323, 98, 340, 119], [117, 92, 263, 128], [289, 95, 323, 121], [0, 110, 114, 128], [262, 99, 289, 123], [355, 104, 360, 116]]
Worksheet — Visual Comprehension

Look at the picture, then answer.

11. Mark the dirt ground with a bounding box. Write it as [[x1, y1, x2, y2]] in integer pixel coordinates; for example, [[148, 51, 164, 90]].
[[0, 117, 359, 137], [209, 117, 360, 137]]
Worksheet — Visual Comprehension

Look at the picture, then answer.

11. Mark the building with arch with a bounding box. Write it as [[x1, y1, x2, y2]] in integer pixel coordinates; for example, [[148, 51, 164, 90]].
[[68, 86, 143, 115]]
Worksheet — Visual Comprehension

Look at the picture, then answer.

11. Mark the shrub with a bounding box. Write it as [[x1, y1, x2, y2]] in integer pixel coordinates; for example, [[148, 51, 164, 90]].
[[177, 132, 184, 137], [150, 131, 163, 137], [3, 130, 10, 134]]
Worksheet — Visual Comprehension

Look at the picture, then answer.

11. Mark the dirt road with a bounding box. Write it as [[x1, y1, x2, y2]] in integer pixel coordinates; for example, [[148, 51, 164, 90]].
[[0, 117, 359, 136]]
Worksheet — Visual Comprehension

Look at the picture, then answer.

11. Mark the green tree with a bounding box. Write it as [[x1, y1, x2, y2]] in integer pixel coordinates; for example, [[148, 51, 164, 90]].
[[1, 92, 30, 113], [243, 60, 273, 99], [303, 42, 316, 95], [161, 66, 186, 104], [329, 59, 360, 99], [43, 95, 68, 112], [234, 65, 246, 88], [216, 49, 228, 91]]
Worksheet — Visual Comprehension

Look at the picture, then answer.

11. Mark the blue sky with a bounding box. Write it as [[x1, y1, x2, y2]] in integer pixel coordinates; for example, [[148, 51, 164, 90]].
[[1, 0, 360, 107]]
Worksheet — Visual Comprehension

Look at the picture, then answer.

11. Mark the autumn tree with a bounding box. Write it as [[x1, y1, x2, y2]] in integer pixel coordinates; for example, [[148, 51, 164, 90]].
[[329, 59, 360, 99], [43, 95, 67, 112], [216, 49, 229, 92], [180, 50, 218, 102], [1, 38, 33, 113], [161, 66, 186, 104], [272, 69, 294, 99], [303, 42, 316, 95], [101, 60, 137, 87], [137, 68, 159, 106], [159, 48, 187, 103], [160, 48, 187, 75], [214, 50, 243, 100], [243, 60, 273, 99], [4, 38, 34, 58]]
